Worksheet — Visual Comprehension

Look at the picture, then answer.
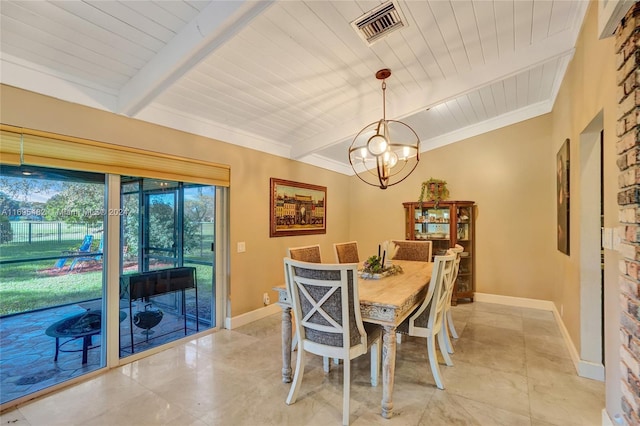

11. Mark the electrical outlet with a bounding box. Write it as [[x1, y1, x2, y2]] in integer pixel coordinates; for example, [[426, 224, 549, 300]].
[[263, 292, 270, 305]]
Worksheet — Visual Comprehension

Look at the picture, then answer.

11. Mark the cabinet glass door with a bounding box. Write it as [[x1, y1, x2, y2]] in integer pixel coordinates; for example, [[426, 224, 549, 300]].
[[414, 206, 451, 258], [455, 205, 473, 295]]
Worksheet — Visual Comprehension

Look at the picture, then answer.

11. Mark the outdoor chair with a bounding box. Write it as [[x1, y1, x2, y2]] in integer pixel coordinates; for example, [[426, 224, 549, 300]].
[[283, 257, 381, 425], [54, 234, 93, 269], [69, 238, 103, 271]]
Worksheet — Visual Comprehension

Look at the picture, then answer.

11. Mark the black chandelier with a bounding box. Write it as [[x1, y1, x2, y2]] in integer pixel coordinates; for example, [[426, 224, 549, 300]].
[[348, 69, 420, 189]]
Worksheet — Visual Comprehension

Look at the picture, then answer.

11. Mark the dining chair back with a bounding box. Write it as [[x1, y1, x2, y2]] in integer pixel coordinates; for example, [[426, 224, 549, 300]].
[[442, 245, 464, 354], [286, 244, 322, 354], [391, 240, 432, 262], [333, 241, 360, 264], [397, 251, 456, 390], [287, 244, 322, 263], [283, 257, 381, 425]]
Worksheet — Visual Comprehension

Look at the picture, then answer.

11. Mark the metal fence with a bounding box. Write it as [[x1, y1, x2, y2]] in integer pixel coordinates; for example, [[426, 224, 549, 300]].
[[4, 221, 214, 248], [6, 222, 103, 244]]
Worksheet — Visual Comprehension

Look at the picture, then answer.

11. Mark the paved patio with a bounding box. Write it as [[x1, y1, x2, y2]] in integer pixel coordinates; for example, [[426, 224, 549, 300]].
[[0, 299, 206, 405]]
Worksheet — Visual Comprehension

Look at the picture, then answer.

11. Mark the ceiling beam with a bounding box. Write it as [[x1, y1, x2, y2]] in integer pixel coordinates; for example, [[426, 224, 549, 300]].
[[116, 0, 274, 116], [290, 29, 577, 160]]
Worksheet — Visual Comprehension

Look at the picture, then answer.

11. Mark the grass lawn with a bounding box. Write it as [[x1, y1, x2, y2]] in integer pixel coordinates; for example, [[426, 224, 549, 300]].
[[0, 271, 102, 316], [0, 240, 102, 316], [1, 241, 215, 317]]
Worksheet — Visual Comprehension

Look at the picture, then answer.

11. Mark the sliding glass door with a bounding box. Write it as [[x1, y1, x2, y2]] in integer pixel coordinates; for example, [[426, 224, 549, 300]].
[[0, 126, 228, 409], [119, 178, 215, 357], [0, 165, 106, 405]]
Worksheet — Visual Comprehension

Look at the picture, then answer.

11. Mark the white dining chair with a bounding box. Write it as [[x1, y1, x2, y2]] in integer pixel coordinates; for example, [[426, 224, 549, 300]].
[[283, 257, 381, 425], [442, 244, 464, 354], [286, 245, 321, 353], [393, 239, 433, 344], [397, 251, 456, 390], [287, 245, 342, 369]]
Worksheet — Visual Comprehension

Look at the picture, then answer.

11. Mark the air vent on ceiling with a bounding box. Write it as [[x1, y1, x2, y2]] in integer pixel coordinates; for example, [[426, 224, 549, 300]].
[[351, 0, 407, 46]]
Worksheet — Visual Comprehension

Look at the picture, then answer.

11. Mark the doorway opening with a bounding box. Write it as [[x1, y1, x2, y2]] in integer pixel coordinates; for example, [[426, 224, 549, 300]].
[[578, 112, 605, 381]]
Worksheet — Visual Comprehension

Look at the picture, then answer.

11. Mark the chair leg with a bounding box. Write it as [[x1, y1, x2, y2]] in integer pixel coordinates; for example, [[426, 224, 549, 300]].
[[323, 356, 330, 373], [427, 336, 444, 390], [396, 332, 402, 343], [447, 310, 458, 338], [53, 337, 60, 361], [442, 320, 454, 354], [437, 330, 453, 367], [343, 358, 351, 426], [370, 337, 380, 387], [286, 345, 305, 405]]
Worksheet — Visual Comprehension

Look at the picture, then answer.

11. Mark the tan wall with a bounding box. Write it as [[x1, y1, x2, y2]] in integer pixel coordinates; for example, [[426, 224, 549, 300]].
[[347, 114, 558, 301], [550, 0, 617, 351], [0, 85, 352, 316], [551, 6, 620, 415]]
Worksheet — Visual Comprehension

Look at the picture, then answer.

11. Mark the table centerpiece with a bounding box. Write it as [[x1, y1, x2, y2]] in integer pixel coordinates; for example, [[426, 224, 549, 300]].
[[360, 240, 403, 279]]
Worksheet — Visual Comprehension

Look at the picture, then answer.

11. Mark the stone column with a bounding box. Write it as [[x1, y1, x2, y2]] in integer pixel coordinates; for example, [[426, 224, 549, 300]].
[[617, 4, 640, 425]]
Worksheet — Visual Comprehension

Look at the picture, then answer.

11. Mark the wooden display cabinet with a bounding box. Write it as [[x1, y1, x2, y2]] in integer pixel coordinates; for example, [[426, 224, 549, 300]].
[[402, 200, 475, 304]]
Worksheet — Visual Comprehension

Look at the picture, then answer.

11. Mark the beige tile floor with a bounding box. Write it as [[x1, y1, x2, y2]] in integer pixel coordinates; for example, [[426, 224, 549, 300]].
[[1, 302, 604, 425]]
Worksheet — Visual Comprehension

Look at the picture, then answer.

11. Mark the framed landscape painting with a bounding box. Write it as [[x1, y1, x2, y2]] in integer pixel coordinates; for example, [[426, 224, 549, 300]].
[[270, 178, 326, 237], [557, 139, 570, 255]]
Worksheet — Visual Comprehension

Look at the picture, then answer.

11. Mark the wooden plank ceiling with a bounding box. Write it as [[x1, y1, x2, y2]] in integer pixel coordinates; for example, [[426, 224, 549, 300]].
[[0, 0, 588, 175]]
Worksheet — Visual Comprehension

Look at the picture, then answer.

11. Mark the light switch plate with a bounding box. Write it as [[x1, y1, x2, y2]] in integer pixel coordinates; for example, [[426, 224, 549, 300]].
[[602, 228, 612, 250], [237, 242, 246, 253]]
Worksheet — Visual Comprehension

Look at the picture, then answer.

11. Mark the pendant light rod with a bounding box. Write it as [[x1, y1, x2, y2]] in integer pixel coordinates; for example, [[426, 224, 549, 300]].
[[348, 68, 421, 189]]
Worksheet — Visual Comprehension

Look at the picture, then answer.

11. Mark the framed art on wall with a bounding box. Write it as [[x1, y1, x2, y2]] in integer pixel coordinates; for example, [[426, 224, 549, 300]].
[[270, 178, 326, 237], [557, 138, 570, 255]]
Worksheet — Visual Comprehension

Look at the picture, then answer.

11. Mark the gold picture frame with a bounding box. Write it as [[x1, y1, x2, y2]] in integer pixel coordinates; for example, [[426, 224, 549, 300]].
[[270, 178, 326, 237]]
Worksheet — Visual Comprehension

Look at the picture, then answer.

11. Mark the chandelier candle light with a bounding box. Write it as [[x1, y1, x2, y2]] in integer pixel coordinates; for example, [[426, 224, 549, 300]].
[[349, 69, 421, 189]]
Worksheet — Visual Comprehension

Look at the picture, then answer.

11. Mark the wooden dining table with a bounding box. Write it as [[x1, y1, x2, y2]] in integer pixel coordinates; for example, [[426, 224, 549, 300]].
[[273, 259, 433, 419]]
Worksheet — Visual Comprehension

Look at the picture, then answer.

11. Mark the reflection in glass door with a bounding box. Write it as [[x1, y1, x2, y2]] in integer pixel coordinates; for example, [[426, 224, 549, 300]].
[[145, 190, 178, 271], [183, 185, 215, 327]]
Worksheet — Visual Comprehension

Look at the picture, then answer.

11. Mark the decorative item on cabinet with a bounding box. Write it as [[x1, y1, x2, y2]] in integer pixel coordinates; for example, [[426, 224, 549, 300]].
[[418, 178, 450, 207], [403, 200, 475, 304]]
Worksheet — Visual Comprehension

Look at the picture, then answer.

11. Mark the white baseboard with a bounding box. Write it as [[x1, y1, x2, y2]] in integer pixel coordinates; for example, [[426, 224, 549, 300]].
[[225, 303, 281, 330], [579, 359, 605, 381], [474, 292, 555, 310], [549, 303, 604, 381], [474, 292, 604, 382]]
